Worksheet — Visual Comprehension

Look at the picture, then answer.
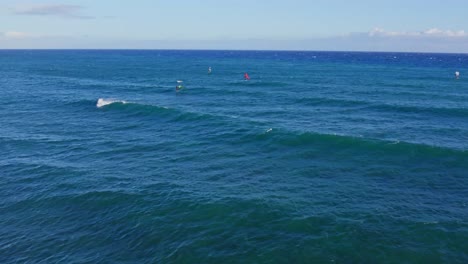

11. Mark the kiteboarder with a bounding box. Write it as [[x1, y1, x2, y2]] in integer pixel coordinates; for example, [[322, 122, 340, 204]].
[[176, 80, 184, 92]]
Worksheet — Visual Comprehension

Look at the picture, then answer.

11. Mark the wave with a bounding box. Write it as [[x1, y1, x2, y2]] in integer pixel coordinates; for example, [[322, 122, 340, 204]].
[[239, 128, 468, 160], [360, 89, 468, 102], [93, 98, 251, 127], [90, 98, 468, 154], [295, 96, 468, 117], [96, 98, 127, 108], [365, 103, 468, 117], [95, 99, 179, 118]]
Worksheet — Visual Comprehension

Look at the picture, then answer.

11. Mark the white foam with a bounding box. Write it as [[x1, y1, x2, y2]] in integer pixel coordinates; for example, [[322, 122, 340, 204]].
[[266, 128, 273, 133], [96, 98, 126, 108]]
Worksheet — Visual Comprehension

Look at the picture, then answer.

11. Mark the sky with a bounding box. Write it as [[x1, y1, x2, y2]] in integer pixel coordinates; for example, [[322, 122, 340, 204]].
[[1, 0, 468, 52]]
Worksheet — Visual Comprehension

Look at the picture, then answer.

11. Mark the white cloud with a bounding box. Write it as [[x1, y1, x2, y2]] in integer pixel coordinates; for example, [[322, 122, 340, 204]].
[[1, 27, 468, 53], [14, 4, 94, 19], [369, 27, 468, 38], [3, 31, 34, 39], [423, 28, 467, 37]]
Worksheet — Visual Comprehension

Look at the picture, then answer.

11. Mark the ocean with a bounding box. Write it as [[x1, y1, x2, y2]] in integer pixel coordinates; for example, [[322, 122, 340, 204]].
[[1, 50, 467, 263]]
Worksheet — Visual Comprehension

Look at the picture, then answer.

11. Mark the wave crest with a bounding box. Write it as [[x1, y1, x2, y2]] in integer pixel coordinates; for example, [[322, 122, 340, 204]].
[[96, 98, 127, 108]]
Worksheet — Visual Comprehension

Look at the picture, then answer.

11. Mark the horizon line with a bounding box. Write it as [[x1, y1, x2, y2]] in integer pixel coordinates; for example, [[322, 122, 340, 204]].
[[0, 48, 467, 55]]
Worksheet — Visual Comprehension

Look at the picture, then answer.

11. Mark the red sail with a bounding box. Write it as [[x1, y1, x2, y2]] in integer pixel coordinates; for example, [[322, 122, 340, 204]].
[[244, 73, 250, 80]]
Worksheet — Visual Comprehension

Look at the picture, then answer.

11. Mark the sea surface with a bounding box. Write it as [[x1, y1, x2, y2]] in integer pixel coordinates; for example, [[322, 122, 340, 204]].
[[1, 50, 467, 263]]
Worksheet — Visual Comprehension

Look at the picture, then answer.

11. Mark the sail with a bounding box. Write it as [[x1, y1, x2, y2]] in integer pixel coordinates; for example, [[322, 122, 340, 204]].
[[244, 73, 250, 80]]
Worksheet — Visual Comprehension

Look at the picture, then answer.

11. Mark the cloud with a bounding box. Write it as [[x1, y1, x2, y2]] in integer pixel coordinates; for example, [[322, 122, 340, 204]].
[[2, 31, 34, 39], [368, 27, 468, 38], [1, 27, 468, 53], [13, 4, 94, 19]]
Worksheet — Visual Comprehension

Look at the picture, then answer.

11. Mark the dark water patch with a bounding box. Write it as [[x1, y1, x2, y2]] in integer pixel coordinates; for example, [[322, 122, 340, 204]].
[[2, 192, 466, 263], [0, 162, 88, 205]]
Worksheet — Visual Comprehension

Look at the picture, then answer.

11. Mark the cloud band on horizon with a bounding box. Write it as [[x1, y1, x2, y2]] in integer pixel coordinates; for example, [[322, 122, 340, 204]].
[[13, 4, 94, 19]]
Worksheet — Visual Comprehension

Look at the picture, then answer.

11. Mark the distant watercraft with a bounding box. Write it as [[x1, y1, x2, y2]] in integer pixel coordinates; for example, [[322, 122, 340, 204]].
[[208, 67, 212, 74], [176, 80, 184, 92], [244, 73, 250, 80], [455, 71, 460, 79]]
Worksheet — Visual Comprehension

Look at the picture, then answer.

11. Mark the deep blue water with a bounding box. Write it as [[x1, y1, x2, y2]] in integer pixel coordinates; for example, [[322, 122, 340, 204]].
[[1, 50, 467, 263]]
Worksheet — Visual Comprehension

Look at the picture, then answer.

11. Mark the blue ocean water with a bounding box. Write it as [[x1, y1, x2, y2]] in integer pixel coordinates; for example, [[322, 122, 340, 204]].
[[1, 50, 467, 263]]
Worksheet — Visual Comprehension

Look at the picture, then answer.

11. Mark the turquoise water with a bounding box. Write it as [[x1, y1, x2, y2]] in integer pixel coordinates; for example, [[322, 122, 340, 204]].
[[1, 50, 467, 263]]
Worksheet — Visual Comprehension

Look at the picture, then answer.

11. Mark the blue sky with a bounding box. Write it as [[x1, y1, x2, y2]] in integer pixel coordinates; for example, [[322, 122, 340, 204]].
[[1, 0, 468, 52]]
